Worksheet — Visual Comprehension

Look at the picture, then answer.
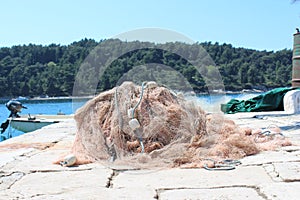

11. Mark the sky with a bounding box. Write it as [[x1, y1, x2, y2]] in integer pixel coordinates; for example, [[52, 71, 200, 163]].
[[1, 0, 300, 51]]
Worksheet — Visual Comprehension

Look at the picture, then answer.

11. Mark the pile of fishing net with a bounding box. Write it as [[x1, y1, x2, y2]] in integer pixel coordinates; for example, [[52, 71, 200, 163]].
[[60, 82, 291, 168]]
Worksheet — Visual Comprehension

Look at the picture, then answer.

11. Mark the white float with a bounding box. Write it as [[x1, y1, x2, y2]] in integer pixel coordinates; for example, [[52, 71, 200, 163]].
[[283, 89, 300, 113]]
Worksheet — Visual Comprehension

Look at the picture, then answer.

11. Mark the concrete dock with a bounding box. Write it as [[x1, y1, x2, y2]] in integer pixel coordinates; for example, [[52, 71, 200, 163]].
[[0, 111, 300, 200]]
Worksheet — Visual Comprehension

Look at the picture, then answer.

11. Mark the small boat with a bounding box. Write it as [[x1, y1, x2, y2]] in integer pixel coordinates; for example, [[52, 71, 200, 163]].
[[15, 96, 28, 101], [10, 114, 73, 133]]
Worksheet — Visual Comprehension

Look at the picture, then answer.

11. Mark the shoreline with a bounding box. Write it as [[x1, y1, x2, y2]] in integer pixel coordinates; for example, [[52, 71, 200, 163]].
[[0, 89, 265, 102], [0, 95, 95, 103]]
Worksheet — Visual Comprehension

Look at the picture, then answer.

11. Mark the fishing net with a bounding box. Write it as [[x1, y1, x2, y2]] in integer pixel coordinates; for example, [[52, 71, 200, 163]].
[[59, 81, 291, 168]]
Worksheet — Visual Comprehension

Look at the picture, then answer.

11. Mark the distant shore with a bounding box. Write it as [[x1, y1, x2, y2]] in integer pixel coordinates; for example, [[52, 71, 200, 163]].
[[0, 89, 265, 103], [0, 96, 95, 103], [30, 95, 95, 101]]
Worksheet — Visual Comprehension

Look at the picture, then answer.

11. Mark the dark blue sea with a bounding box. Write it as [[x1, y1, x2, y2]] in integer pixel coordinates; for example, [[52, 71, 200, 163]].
[[0, 93, 260, 141]]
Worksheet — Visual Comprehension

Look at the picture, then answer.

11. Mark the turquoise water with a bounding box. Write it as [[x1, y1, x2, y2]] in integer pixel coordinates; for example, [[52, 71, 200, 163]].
[[0, 93, 260, 141]]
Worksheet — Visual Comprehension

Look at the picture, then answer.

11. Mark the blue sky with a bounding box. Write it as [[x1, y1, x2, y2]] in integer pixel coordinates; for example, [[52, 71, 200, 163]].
[[1, 0, 300, 51]]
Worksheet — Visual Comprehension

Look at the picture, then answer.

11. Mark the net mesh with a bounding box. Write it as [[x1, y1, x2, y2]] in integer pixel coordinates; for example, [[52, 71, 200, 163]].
[[62, 82, 291, 168]]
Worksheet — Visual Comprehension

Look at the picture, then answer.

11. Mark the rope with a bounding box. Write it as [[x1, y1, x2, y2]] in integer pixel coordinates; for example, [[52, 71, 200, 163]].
[[7, 117, 13, 139], [139, 138, 145, 153], [260, 130, 284, 137], [203, 159, 241, 171], [255, 124, 285, 143], [131, 82, 146, 119], [204, 164, 236, 171], [104, 86, 122, 162], [131, 82, 146, 153], [222, 159, 242, 165], [114, 86, 123, 129]]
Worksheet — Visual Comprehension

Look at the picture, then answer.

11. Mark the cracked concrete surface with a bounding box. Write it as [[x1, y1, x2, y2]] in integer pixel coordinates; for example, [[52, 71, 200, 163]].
[[0, 113, 300, 199], [157, 186, 267, 200], [0, 171, 25, 190]]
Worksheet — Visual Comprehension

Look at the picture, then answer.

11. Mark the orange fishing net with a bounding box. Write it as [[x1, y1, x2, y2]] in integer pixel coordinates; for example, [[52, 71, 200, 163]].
[[65, 82, 291, 168]]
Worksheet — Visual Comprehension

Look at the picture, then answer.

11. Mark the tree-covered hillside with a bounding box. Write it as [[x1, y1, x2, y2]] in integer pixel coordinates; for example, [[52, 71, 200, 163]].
[[0, 39, 292, 97]]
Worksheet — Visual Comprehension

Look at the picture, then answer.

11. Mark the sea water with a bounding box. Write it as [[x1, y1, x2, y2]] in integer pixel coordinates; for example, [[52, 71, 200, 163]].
[[0, 93, 260, 141], [0, 98, 89, 140], [193, 92, 259, 113]]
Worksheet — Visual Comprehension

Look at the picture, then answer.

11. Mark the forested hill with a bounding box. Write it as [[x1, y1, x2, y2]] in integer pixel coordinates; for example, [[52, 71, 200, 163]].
[[0, 38, 292, 97]]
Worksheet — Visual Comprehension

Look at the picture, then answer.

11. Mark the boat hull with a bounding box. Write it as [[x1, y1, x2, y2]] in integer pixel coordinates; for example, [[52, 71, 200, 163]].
[[10, 119, 59, 132], [10, 115, 73, 132]]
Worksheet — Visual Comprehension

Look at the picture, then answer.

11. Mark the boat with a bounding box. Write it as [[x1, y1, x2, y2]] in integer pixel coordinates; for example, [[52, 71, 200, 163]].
[[10, 114, 73, 132], [15, 96, 29, 101]]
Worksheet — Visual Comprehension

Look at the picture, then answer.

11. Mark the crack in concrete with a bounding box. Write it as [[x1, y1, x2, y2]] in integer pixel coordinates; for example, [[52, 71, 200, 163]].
[[241, 159, 300, 168], [283, 148, 300, 153], [29, 193, 46, 199], [155, 185, 269, 200], [1, 171, 26, 190], [264, 162, 300, 183], [0, 142, 58, 169], [104, 167, 143, 189], [253, 186, 270, 200], [29, 167, 94, 173], [106, 169, 119, 188], [154, 189, 159, 200], [263, 163, 282, 182]]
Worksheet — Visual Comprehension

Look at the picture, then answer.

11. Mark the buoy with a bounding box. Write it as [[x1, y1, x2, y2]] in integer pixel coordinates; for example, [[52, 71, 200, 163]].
[[60, 154, 77, 167], [146, 81, 158, 89], [129, 118, 140, 130], [127, 108, 134, 118]]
